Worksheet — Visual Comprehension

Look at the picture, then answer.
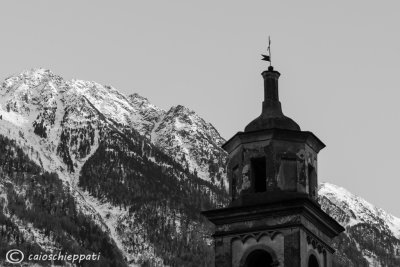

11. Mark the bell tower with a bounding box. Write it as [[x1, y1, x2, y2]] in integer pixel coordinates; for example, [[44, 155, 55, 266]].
[[203, 51, 344, 266]]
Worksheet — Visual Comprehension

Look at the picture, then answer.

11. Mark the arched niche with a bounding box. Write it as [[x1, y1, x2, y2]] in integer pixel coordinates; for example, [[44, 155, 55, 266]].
[[308, 254, 320, 267], [239, 244, 279, 267], [244, 250, 273, 267]]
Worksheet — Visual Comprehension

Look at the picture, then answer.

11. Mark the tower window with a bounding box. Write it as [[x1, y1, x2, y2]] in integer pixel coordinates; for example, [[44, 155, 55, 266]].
[[308, 165, 317, 199], [232, 166, 239, 200], [251, 157, 266, 192]]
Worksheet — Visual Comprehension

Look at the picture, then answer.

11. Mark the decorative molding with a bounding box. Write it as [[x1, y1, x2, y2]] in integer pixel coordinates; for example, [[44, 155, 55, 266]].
[[306, 234, 327, 255], [232, 230, 282, 244]]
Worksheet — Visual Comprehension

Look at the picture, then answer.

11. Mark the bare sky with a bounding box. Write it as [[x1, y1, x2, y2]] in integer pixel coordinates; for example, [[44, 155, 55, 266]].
[[1, 1, 400, 216]]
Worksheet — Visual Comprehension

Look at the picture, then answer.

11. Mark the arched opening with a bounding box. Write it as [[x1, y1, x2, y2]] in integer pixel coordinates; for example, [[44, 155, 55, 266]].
[[308, 254, 319, 267], [244, 249, 273, 267]]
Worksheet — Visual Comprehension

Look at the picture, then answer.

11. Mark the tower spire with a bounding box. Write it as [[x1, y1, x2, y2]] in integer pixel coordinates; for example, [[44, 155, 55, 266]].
[[245, 39, 300, 132]]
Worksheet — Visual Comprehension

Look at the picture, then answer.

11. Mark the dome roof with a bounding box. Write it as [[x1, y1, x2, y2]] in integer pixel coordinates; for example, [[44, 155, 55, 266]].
[[245, 113, 300, 132]]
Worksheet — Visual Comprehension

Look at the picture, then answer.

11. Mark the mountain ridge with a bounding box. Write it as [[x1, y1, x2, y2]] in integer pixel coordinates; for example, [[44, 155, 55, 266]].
[[0, 67, 227, 186]]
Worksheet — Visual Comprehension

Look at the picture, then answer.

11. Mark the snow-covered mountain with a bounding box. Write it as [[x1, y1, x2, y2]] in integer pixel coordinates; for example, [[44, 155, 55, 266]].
[[0, 68, 228, 266], [0, 68, 227, 186], [0, 68, 399, 266], [319, 183, 400, 266]]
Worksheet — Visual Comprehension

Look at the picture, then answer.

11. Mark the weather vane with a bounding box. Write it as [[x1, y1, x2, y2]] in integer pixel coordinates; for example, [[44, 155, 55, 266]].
[[261, 36, 272, 67]]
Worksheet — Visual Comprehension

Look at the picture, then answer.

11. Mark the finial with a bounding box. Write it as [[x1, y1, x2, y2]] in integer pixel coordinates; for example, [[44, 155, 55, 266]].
[[261, 36, 272, 67]]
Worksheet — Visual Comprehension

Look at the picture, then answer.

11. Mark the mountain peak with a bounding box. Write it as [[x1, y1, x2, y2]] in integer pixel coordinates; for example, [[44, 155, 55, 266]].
[[2, 68, 62, 88], [128, 93, 164, 113], [22, 67, 53, 76], [128, 92, 150, 103], [168, 104, 191, 114]]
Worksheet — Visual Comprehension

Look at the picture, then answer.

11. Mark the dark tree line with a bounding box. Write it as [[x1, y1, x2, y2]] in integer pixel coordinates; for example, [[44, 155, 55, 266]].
[[79, 127, 229, 266], [0, 134, 126, 267]]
